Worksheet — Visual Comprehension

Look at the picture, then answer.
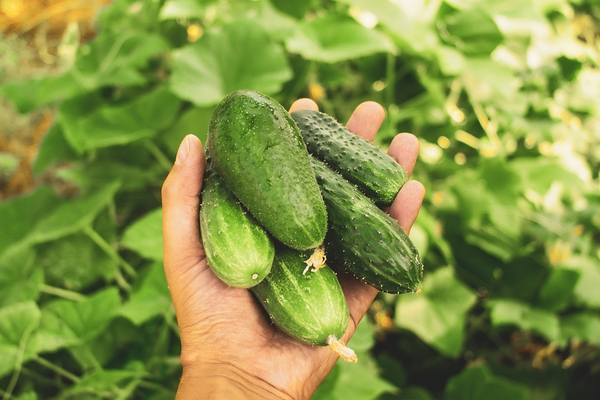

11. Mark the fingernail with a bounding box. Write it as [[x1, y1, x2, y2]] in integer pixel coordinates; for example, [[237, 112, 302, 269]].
[[176, 135, 190, 164]]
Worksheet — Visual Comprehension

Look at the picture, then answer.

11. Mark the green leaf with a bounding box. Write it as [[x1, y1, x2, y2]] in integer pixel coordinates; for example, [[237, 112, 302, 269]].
[[0, 73, 85, 113], [560, 312, 600, 346], [36, 288, 121, 353], [61, 368, 146, 397], [159, 0, 207, 20], [26, 181, 121, 244], [0, 244, 43, 307], [160, 106, 214, 157], [59, 87, 181, 153], [35, 233, 117, 291], [0, 301, 41, 378], [74, 31, 169, 89], [0, 186, 61, 254], [443, 8, 504, 55], [313, 354, 398, 399], [347, 317, 375, 352], [121, 208, 163, 261], [32, 123, 80, 176], [558, 256, 600, 308], [336, 0, 439, 53], [538, 267, 580, 311], [395, 267, 477, 357], [169, 18, 292, 106], [118, 261, 171, 325], [444, 365, 529, 400], [286, 14, 395, 63], [487, 298, 561, 342]]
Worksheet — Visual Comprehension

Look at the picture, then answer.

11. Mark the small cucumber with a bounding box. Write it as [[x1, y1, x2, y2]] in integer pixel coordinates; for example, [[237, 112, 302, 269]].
[[200, 165, 274, 288], [250, 245, 356, 361], [207, 90, 327, 250], [310, 158, 423, 294], [291, 109, 407, 206]]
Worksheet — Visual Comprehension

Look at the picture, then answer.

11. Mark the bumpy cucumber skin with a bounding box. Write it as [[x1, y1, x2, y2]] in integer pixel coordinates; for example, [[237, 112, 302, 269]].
[[310, 158, 423, 294], [250, 245, 349, 346], [200, 166, 275, 288], [208, 90, 327, 250], [291, 109, 407, 207]]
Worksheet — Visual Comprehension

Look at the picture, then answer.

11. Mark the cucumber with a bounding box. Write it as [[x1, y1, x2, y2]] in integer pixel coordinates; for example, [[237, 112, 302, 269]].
[[199, 164, 274, 288], [250, 245, 355, 361], [310, 158, 423, 294], [207, 90, 327, 250], [291, 109, 407, 206]]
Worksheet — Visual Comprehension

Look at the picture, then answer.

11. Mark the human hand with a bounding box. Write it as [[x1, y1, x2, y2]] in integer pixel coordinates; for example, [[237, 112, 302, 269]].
[[161, 99, 425, 399]]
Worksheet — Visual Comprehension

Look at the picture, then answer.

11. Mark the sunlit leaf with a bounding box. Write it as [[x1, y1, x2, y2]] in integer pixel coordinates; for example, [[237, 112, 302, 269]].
[[487, 298, 561, 342], [286, 14, 395, 63], [121, 208, 163, 261], [395, 267, 477, 357], [169, 18, 292, 106], [560, 312, 600, 346], [443, 8, 504, 55], [159, 0, 207, 19]]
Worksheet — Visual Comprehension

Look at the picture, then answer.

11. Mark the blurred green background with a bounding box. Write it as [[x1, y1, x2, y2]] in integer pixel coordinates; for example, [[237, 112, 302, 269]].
[[1, 0, 599, 398]]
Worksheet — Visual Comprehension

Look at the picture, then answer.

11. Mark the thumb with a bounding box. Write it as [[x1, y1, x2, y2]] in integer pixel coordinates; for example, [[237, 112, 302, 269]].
[[161, 134, 207, 281]]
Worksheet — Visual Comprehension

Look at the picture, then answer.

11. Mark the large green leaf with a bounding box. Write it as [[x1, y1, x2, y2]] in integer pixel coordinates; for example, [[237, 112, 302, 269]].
[[286, 14, 395, 63], [26, 181, 121, 244], [558, 256, 600, 309], [560, 312, 600, 346], [444, 365, 529, 400], [487, 298, 561, 342], [335, 0, 439, 53], [169, 18, 292, 106], [118, 261, 171, 325], [0, 301, 41, 378], [0, 244, 43, 307], [120, 208, 163, 261], [59, 87, 181, 153], [35, 233, 116, 292], [442, 8, 504, 55], [36, 288, 121, 353], [395, 267, 477, 357], [32, 123, 80, 176]]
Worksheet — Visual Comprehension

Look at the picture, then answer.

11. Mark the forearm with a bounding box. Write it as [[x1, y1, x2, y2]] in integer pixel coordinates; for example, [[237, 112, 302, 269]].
[[176, 365, 295, 400]]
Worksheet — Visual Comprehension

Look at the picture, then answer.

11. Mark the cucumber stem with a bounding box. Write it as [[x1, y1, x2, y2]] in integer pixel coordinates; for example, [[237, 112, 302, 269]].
[[303, 245, 326, 275], [326, 335, 357, 363]]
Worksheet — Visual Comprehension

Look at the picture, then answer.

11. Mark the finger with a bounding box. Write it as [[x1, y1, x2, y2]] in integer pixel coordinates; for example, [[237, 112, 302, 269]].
[[388, 180, 425, 235], [289, 98, 319, 112], [388, 133, 420, 178], [162, 135, 206, 278], [346, 101, 385, 142]]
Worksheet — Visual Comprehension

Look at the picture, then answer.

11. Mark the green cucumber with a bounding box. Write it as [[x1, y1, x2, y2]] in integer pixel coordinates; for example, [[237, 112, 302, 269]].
[[291, 109, 407, 206], [207, 90, 327, 250], [251, 245, 355, 360], [310, 158, 423, 294], [199, 164, 274, 288]]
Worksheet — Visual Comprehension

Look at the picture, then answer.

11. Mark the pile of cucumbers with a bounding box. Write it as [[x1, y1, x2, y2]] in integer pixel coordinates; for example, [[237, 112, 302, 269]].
[[199, 90, 424, 362]]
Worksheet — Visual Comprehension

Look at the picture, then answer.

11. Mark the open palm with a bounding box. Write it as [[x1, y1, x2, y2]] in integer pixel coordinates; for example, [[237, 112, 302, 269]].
[[161, 99, 425, 399]]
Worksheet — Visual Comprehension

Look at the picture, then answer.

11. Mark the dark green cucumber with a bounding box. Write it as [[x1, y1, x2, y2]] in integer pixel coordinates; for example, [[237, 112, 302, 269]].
[[200, 165, 274, 288], [291, 109, 407, 206], [310, 158, 423, 294], [208, 90, 327, 250], [250, 245, 349, 347]]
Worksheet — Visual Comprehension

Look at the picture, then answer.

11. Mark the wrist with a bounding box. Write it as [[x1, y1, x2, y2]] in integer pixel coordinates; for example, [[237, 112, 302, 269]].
[[176, 362, 294, 400]]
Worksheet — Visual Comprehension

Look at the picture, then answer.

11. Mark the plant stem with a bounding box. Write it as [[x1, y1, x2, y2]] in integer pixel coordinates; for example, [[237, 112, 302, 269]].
[[144, 140, 173, 172], [35, 357, 80, 383], [2, 322, 36, 400], [39, 284, 87, 301], [83, 224, 137, 278]]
